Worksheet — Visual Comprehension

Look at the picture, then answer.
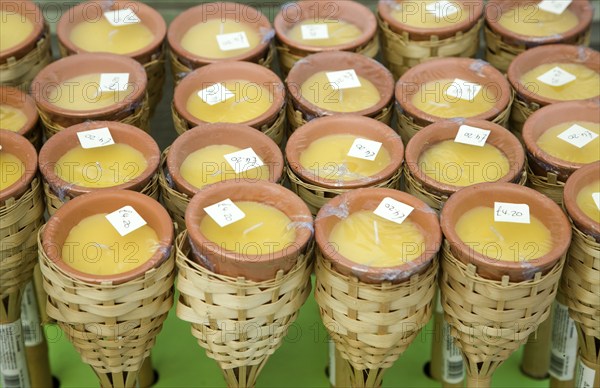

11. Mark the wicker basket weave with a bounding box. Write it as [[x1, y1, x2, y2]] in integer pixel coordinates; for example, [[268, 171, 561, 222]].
[[526, 164, 565, 206], [158, 148, 189, 231], [175, 232, 313, 387], [509, 97, 540, 142]]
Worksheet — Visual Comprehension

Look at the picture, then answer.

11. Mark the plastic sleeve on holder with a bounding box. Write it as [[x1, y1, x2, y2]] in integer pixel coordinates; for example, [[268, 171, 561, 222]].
[[260, 28, 275, 44], [20, 282, 44, 347], [0, 319, 31, 388]]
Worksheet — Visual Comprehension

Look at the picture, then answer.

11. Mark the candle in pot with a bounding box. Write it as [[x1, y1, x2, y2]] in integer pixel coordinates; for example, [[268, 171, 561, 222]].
[[0, 10, 34, 52], [390, 0, 469, 29], [286, 19, 362, 47], [0, 104, 28, 131], [576, 180, 600, 222], [497, 4, 578, 37], [536, 121, 599, 163], [300, 72, 380, 113], [411, 79, 496, 118], [520, 63, 600, 101], [0, 151, 24, 191], [180, 19, 260, 59], [69, 17, 154, 55]]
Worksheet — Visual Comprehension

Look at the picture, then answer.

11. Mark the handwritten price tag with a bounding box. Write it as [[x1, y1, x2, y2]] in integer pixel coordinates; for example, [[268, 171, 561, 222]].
[[537, 66, 576, 87], [326, 69, 362, 90], [373, 197, 414, 225], [223, 148, 264, 174], [104, 8, 141, 26], [426, 0, 459, 17], [494, 202, 530, 224], [301, 24, 329, 40], [105, 205, 147, 236], [216, 31, 250, 51], [592, 192, 600, 211], [538, 0, 572, 15], [99, 73, 130, 92], [347, 138, 382, 161], [446, 79, 482, 101], [198, 83, 235, 105], [454, 125, 491, 147], [76, 127, 115, 149], [557, 124, 598, 148], [204, 198, 245, 227]]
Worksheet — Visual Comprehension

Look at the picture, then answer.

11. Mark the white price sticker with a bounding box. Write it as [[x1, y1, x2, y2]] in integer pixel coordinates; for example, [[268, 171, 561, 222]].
[[301, 24, 329, 40], [446, 79, 482, 101], [0, 319, 30, 388], [557, 124, 598, 149], [442, 320, 465, 384], [20, 282, 43, 347], [347, 138, 382, 161], [198, 83, 235, 106], [99, 73, 130, 92], [537, 66, 576, 87], [105, 205, 147, 237], [592, 192, 600, 211], [494, 202, 530, 224], [223, 148, 264, 174], [575, 359, 596, 388], [373, 197, 414, 225], [104, 8, 141, 26], [538, 0, 572, 15], [76, 127, 115, 149], [216, 31, 250, 51], [454, 125, 491, 147], [204, 199, 245, 227], [426, 0, 459, 18], [549, 301, 578, 381], [326, 69, 362, 90]]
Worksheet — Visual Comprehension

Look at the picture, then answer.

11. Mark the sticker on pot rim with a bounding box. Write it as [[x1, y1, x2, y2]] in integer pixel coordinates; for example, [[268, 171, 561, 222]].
[[347, 138, 382, 161], [326, 69, 361, 90], [204, 198, 245, 227], [446, 79, 482, 101], [76, 127, 115, 149], [426, 0, 459, 18], [216, 31, 250, 51], [454, 125, 490, 147], [537, 67, 576, 87], [494, 202, 530, 224], [373, 197, 414, 225], [104, 8, 141, 26], [198, 83, 235, 106], [0, 319, 31, 388], [538, 0, 572, 15], [575, 358, 596, 388], [99, 73, 130, 92], [549, 301, 578, 381], [223, 148, 264, 174], [557, 124, 598, 149], [592, 192, 600, 211], [301, 24, 329, 40], [105, 205, 147, 236]]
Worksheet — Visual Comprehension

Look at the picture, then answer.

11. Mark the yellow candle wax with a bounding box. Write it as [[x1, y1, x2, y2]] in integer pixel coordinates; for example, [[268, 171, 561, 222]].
[[412, 79, 496, 118], [520, 63, 600, 101], [390, 0, 469, 28], [0, 151, 24, 191], [536, 121, 600, 163], [299, 134, 392, 182], [300, 72, 380, 113], [48, 73, 136, 111], [498, 4, 578, 37], [328, 210, 425, 267], [0, 11, 34, 53], [62, 213, 159, 276], [69, 17, 154, 55], [455, 206, 553, 261], [418, 140, 510, 186], [55, 143, 147, 188], [180, 19, 260, 59], [199, 201, 295, 254], [179, 144, 270, 189], [576, 180, 600, 223], [0, 104, 28, 132], [286, 19, 362, 46], [186, 80, 273, 123]]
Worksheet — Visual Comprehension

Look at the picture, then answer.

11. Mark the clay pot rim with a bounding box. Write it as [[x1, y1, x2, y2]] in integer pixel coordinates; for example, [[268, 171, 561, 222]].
[[167, 2, 272, 66], [38, 121, 160, 198], [378, 0, 484, 40], [405, 119, 525, 195], [286, 51, 394, 118], [0, 0, 45, 63], [273, 0, 377, 53], [315, 187, 442, 284], [31, 53, 148, 119], [56, 0, 167, 63], [285, 115, 405, 189], [173, 61, 285, 129], [0, 129, 38, 204], [0, 86, 39, 137], [563, 162, 600, 241], [41, 189, 174, 285], [396, 57, 512, 124], [166, 123, 285, 197]]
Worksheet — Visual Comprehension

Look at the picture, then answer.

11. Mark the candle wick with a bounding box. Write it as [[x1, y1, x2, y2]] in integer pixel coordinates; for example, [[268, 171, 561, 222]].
[[220, 22, 224, 35], [243, 222, 263, 235], [339, 89, 343, 103], [210, 169, 222, 177], [490, 226, 505, 243], [373, 220, 380, 246]]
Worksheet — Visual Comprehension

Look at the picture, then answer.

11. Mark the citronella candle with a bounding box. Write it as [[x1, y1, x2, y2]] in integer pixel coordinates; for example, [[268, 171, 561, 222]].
[[0, 130, 38, 205], [536, 121, 599, 163], [0, 104, 27, 131], [411, 79, 496, 118], [497, 3, 578, 37], [0, 87, 40, 146], [519, 63, 600, 101], [0, 151, 24, 191], [576, 180, 600, 222], [181, 19, 260, 60], [286, 19, 362, 47], [68, 16, 153, 55], [0, 10, 34, 53], [389, 0, 470, 29]]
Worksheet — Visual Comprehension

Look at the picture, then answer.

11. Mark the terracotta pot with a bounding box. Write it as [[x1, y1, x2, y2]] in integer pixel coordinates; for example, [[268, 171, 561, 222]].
[[396, 57, 512, 127], [563, 162, 600, 241], [166, 123, 284, 197], [185, 181, 313, 281], [0, 86, 39, 139], [441, 182, 571, 282], [0, 0, 45, 64], [286, 51, 394, 118], [173, 61, 285, 129], [378, 0, 484, 40], [30, 53, 148, 128], [0, 129, 37, 205], [286, 115, 404, 189], [523, 101, 599, 182], [508, 45, 600, 107], [41, 189, 173, 284], [405, 119, 525, 197], [38, 121, 159, 198], [56, 0, 166, 64], [167, 2, 272, 69], [315, 187, 441, 284]]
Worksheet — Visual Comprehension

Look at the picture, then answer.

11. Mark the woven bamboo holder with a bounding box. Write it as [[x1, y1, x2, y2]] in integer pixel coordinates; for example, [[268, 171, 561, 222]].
[[377, 15, 483, 80], [509, 97, 539, 142], [526, 164, 564, 206], [38, 228, 175, 388], [440, 240, 565, 387], [158, 148, 188, 231], [314, 250, 438, 387], [175, 231, 313, 388]]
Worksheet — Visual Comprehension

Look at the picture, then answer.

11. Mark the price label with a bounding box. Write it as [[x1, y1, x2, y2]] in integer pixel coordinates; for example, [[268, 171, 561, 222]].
[[20, 282, 43, 347], [537, 66, 576, 87], [198, 83, 235, 105], [99, 73, 130, 92], [104, 8, 141, 26], [0, 319, 30, 388], [326, 69, 362, 90], [216, 31, 250, 51], [223, 148, 264, 174], [494, 202, 530, 224], [426, 0, 459, 18], [373, 197, 414, 225], [76, 127, 115, 149], [557, 124, 598, 149], [549, 301, 578, 381], [204, 199, 246, 227], [105, 205, 147, 236], [301, 24, 329, 40], [442, 320, 465, 384], [446, 79, 482, 101], [454, 125, 491, 147], [592, 193, 600, 211], [538, 0, 572, 15], [575, 359, 596, 388], [347, 138, 382, 161]]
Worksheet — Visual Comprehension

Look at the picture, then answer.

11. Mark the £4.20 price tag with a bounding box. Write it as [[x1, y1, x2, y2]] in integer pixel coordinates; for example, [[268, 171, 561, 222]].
[[557, 124, 598, 149], [216, 31, 250, 51], [76, 127, 115, 149], [426, 0, 459, 18], [105, 206, 147, 237], [204, 199, 246, 228], [454, 125, 491, 147], [537, 66, 576, 87], [446, 79, 482, 101], [99, 73, 130, 92], [326, 69, 362, 90], [198, 83, 235, 105], [347, 138, 382, 161], [223, 148, 264, 174], [301, 24, 329, 40], [104, 8, 141, 26], [538, 0, 572, 15], [494, 202, 530, 224], [373, 197, 414, 225]]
